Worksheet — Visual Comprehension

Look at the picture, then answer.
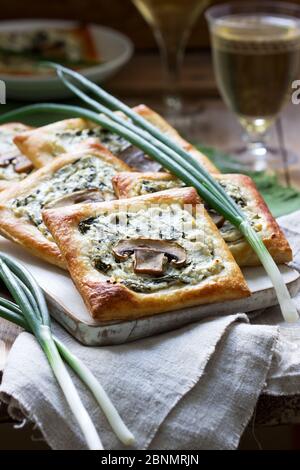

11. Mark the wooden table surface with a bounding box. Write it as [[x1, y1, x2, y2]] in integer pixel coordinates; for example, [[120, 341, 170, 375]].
[[1, 51, 300, 446]]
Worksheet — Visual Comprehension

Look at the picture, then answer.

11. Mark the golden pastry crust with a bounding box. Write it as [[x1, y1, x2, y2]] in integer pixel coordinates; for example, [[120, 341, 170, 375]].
[[224, 174, 292, 266], [13, 105, 219, 173], [0, 143, 131, 268], [43, 187, 250, 322], [14, 118, 98, 168], [0, 122, 34, 191], [113, 172, 292, 267]]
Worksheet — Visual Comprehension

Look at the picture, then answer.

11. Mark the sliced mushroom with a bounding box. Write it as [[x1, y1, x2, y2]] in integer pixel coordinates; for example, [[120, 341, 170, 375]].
[[14, 155, 34, 174], [208, 209, 225, 228], [112, 238, 187, 276], [119, 145, 162, 172], [134, 248, 166, 275], [220, 225, 244, 243], [45, 189, 104, 209]]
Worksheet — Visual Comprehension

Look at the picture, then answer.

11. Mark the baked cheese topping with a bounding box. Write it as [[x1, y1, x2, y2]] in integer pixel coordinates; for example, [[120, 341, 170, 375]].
[[78, 204, 224, 293], [51, 127, 131, 158], [0, 126, 32, 182], [129, 178, 184, 196], [127, 176, 264, 244], [218, 180, 263, 243], [11, 155, 119, 240]]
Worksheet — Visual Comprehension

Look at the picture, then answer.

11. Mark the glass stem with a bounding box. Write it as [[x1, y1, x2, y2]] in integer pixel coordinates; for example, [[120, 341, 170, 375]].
[[153, 27, 186, 117], [243, 129, 269, 171]]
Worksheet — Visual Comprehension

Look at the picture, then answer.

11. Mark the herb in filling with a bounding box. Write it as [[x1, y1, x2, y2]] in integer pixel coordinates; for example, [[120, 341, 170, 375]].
[[11, 156, 118, 240], [79, 205, 224, 293], [52, 128, 131, 157], [131, 177, 264, 244]]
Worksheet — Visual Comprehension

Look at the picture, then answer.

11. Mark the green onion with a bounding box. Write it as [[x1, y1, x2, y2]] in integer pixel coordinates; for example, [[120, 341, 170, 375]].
[[0, 67, 298, 323], [0, 103, 242, 224], [0, 254, 135, 448]]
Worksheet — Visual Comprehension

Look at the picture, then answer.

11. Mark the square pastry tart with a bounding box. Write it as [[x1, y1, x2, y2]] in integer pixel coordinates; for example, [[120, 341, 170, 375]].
[[13, 105, 219, 174], [42, 187, 250, 322], [0, 143, 130, 268], [112, 172, 292, 267], [0, 123, 34, 191]]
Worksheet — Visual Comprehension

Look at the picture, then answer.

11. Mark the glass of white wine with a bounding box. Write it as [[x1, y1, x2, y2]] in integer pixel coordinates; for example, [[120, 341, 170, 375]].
[[206, 1, 300, 171], [131, 0, 211, 118]]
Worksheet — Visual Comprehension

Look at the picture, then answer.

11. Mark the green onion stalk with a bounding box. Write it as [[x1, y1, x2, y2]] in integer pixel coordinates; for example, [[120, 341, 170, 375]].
[[0, 64, 298, 323], [0, 254, 134, 449]]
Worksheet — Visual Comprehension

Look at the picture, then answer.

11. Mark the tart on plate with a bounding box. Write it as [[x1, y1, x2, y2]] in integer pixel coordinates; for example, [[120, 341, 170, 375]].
[[0, 143, 130, 268], [0, 25, 99, 75], [43, 187, 250, 322]]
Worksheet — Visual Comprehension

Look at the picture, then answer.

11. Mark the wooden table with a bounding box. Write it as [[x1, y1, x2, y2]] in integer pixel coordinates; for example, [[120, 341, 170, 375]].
[[1, 51, 300, 449]]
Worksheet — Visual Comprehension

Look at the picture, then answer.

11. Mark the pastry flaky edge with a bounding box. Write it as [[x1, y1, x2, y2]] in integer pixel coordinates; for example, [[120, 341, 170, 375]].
[[13, 104, 219, 174], [0, 122, 33, 191], [42, 187, 250, 323], [0, 143, 131, 269], [112, 171, 292, 267]]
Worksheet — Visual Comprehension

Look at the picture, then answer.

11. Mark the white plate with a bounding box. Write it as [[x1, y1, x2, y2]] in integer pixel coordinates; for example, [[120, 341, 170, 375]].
[[0, 19, 133, 100]]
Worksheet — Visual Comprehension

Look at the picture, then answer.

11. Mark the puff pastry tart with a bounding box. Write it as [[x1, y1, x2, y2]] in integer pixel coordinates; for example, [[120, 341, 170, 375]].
[[43, 187, 250, 322], [112, 172, 292, 267], [13, 105, 219, 174], [0, 123, 34, 191], [0, 143, 130, 268]]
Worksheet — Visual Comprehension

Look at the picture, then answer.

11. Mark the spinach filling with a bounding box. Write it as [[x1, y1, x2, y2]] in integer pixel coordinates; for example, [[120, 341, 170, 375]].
[[132, 177, 263, 244], [79, 205, 224, 294], [55, 128, 131, 156], [11, 156, 118, 240]]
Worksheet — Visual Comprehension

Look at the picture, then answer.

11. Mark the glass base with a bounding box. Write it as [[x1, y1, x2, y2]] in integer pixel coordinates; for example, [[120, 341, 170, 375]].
[[162, 99, 205, 138], [225, 144, 298, 172]]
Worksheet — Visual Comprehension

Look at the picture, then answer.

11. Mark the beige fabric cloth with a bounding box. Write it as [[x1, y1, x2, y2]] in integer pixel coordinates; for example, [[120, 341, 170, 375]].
[[0, 315, 277, 450]]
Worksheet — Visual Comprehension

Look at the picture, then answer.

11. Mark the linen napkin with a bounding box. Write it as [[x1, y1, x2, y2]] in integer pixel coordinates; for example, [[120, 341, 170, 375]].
[[0, 314, 278, 450]]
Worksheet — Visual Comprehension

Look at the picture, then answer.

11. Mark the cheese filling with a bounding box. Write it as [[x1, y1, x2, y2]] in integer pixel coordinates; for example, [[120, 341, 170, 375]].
[[132, 178, 185, 196], [127, 177, 264, 244], [79, 204, 224, 293], [51, 128, 131, 157], [11, 156, 118, 240], [218, 181, 263, 242]]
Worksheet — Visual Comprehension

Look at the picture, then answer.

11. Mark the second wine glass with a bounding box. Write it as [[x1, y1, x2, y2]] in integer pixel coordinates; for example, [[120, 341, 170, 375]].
[[131, 0, 210, 119]]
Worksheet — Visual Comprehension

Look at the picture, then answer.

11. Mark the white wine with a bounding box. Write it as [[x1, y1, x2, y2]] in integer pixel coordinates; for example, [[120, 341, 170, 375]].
[[132, 0, 209, 52], [211, 14, 300, 135]]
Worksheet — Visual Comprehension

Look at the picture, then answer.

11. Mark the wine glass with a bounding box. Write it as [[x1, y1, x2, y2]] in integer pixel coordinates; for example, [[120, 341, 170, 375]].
[[206, 1, 300, 172], [131, 0, 211, 120]]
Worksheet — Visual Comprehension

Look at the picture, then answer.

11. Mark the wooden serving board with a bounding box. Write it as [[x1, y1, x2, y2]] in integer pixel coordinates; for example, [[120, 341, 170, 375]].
[[1, 236, 300, 346]]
